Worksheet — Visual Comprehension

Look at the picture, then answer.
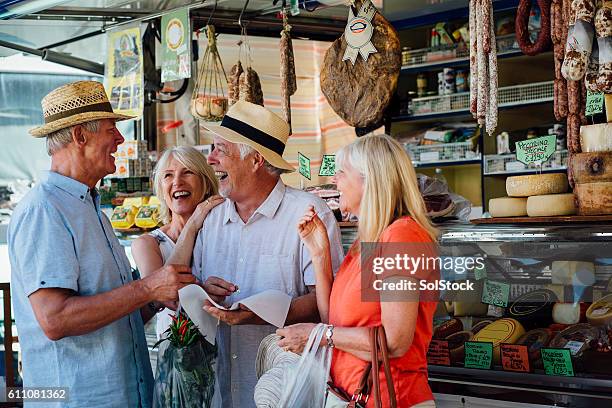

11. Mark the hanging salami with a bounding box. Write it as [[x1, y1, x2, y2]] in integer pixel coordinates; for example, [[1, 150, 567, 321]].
[[280, 13, 297, 133], [515, 0, 552, 56]]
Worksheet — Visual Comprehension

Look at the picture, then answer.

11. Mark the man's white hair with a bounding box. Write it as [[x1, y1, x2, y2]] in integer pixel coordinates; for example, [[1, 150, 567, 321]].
[[46, 120, 101, 156], [237, 143, 288, 177]]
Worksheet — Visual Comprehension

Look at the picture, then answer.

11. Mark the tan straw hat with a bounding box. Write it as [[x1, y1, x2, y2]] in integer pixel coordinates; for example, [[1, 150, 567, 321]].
[[29, 80, 134, 137], [205, 101, 295, 171]]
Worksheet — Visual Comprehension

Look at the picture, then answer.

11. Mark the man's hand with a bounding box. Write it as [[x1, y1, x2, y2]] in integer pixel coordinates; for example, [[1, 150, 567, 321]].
[[276, 323, 317, 354], [203, 301, 265, 325], [145, 264, 195, 302], [203, 276, 237, 304]]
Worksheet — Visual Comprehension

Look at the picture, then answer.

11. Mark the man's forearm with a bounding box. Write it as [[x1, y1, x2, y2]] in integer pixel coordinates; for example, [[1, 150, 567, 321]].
[[285, 291, 320, 325]]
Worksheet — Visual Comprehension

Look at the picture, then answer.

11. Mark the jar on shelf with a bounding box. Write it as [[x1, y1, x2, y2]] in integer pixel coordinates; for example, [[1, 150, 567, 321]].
[[417, 73, 428, 97]]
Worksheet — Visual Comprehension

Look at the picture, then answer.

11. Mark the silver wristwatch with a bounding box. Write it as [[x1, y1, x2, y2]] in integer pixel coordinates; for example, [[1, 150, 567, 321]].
[[325, 324, 335, 348]]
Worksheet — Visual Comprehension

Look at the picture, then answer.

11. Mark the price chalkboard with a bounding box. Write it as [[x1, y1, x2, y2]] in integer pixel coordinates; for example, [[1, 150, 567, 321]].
[[464, 341, 493, 370], [500, 344, 530, 373], [541, 348, 574, 377], [427, 340, 451, 366], [481, 280, 510, 307], [298, 152, 311, 180], [515, 135, 557, 165], [318, 155, 336, 176], [586, 90, 604, 116]]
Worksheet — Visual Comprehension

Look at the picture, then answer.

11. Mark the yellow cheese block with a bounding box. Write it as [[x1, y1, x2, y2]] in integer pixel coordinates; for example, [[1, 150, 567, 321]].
[[489, 197, 527, 217], [526, 193, 576, 217], [110, 205, 138, 230], [586, 294, 612, 326], [551, 261, 595, 286], [580, 123, 612, 152], [506, 173, 568, 197], [472, 318, 525, 364]]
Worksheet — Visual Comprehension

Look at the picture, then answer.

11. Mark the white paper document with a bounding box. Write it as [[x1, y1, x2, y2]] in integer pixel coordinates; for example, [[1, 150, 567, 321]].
[[178, 284, 292, 343]]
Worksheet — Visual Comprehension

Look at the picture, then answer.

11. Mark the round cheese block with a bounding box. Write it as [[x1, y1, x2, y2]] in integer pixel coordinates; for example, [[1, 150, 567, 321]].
[[506, 173, 569, 197], [575, 182, 612, 215], [580, 123, 612, 152], [433, 318, 463, 339], [506, 289, 557, 329], [552, 302, 588, 325], [570, 152, 612, 184], [517, 328, 552, 367], [489, 197, 527, 217], [549, 323, 599, 357], [586, 294, 612, 326], [471, 320, 494, 335], [472, 318, 526, 364], [526, 193, 577, 217], [446, 330, 473, 365]]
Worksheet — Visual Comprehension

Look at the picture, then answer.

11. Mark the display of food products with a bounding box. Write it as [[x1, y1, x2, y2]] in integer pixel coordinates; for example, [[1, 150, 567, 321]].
[[549, 323, 599, 357], [472, 318, 526, 364], [579, 124, 612, 153], [111, 205, 138, 230], [489, 197, 528, 217], [134, 196, 161, 229], [434, 318, 463, 339], [575, 181, 612, 215], [570, 152, 612, 183], [446, 331, 474, 364], [526, 193, 576, 217], [517, 328, 552, 367], [552, 302, 589, 325], [505, 289, 557, 330], [506, 173, 569, 197], [586, 294, 612, 326], [455, 70, 468, 92], [417, 73, 428, 97], [470, 320, 494, 335], [515, 0, 552, 56]]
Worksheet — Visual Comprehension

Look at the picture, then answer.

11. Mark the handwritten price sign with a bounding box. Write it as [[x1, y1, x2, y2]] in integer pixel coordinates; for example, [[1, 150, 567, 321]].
[[541, 348, 574, 377], [515, 135, 556, 165]]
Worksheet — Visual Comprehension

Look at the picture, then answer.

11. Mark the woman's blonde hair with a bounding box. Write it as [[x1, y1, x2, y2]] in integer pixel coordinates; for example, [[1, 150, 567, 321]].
[[336, 134, 439, 243], [153, 146, 219, 224]]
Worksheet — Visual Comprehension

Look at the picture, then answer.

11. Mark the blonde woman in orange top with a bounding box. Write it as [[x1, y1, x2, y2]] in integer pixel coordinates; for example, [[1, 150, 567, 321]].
[[277, 135, 439, 407]]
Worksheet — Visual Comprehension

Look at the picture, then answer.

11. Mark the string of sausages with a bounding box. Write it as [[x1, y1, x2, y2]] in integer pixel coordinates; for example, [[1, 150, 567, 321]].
[[469, 0, 498, 136], [516, 0, 552, 56]]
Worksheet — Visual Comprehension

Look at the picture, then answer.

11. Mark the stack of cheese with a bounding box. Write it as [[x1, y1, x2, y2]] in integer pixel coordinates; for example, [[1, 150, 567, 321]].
[[570, 124, 612, 215], [489, 172, 576, 217]]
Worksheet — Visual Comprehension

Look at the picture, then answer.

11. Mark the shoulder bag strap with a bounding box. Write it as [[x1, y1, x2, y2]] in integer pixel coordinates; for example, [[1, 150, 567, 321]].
[[370, 327, 382, 408], [377, 326, 397, 408]]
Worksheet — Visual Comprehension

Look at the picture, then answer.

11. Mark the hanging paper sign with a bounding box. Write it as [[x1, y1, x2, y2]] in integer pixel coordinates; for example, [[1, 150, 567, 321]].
[[464, 341, 493, 370], [318, 155, 336, 176], [161, 7, 191, 83], [481, 279, 510, 307], [427, 340, 451, 366], [541, 348, 574, 377], [515, 135, 556, 165], [585, 90, 604, 116], [105, 26, 144, 118], [474, 265, 487, 281], [342, 0, 378, 65], [500, 344, 531, 373], [298, 152, 311, 180]]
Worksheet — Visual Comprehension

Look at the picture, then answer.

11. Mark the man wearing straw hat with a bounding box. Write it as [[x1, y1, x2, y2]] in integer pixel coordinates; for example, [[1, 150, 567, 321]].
[[8, 81, 195, 407], [185, 100, 344, 407]]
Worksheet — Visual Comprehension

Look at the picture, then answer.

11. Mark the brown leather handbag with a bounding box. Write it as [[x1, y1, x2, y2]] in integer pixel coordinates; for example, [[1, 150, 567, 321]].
[[325, 326, 397, 408]]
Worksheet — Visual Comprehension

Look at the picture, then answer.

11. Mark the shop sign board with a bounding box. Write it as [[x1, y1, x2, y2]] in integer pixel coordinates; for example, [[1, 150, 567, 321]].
[[464, 341, 493, 370], [541, 348, 574, 377], [515, 135, 556, 165], [500, 344, 530, 373], [161, 7, 191, 83], [427, 340, 451, 366], [106, 26, 144, 118], [481, 279, 510, 307], [318, 155, 336, 176], [298, 152, 311, 180]]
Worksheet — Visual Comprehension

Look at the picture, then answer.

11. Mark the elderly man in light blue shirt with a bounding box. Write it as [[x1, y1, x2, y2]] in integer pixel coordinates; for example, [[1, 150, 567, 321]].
[[8, 81, 195, 407]]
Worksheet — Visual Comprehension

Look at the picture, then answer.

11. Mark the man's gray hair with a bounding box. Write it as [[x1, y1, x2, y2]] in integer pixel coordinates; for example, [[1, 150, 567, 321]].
[[46, 120, 101, 156], [237, 143, 288, 177]]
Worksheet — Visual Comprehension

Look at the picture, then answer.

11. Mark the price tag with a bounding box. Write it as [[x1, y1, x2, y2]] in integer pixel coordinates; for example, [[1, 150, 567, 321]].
[[541, 348, 574, 377], [419, 151, 440, 162], [464, 341, 493, 370], [298, 152, 311, 180], [481, 280, 510, 307], [564, 340, 584, 356], [318, 155, 336, 177], [500, 344, 531, 373], [515, 135, 557, 165], [474, 265, 487, 281], [427, 340, 451, 366], [586, 90, 604, 116]]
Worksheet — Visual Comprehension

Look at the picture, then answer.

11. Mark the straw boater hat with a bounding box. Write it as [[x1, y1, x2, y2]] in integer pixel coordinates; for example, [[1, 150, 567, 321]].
[[205, 100, 295, 171], [29, 80, 133, 137]]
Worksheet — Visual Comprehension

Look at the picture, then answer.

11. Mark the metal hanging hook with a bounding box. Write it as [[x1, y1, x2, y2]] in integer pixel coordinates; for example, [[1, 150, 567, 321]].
[[238, 0, 250, 28], [206, 0, 218, 27]]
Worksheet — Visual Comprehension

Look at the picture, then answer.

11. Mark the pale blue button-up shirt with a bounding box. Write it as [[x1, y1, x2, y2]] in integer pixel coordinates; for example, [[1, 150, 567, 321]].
[[8, 171, 153, 408]]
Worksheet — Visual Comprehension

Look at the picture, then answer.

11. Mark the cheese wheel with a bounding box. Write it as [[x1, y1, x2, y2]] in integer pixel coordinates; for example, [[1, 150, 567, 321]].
[[517, 328, 552, 366], [446, 330, 473, 364], [489, 197, 527, 217], [575, 182, 612, 215], [551, 261, 595, 286], [470, 320, 494, 335], [506, 173, 568, 197], [433, 318, 463, 339], [526, 193, 576, 217], [453, 301, 489, 317], [570, 152, 612, 184], [586, 294, 612, 326], [472, 318, 526, 364], [505, 289, 557, 329], [580, 123, 612, 152]]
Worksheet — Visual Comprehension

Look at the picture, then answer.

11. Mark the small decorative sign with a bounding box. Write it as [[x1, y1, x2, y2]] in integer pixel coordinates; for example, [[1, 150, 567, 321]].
[[474, 265, 487, 281], [515, 135, 557, 165], [464, 341, 493, 370], [541, 348, 574, 377], [342, 0, 378, 65], [298, 152, 311, 180], [318, 155, 336, 177], [585, 90, 604, 116], [481, 280, 510, 308], [500, 344, 531, 373], [427, 340, 451, 366], [161, 7, 191, 83]]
